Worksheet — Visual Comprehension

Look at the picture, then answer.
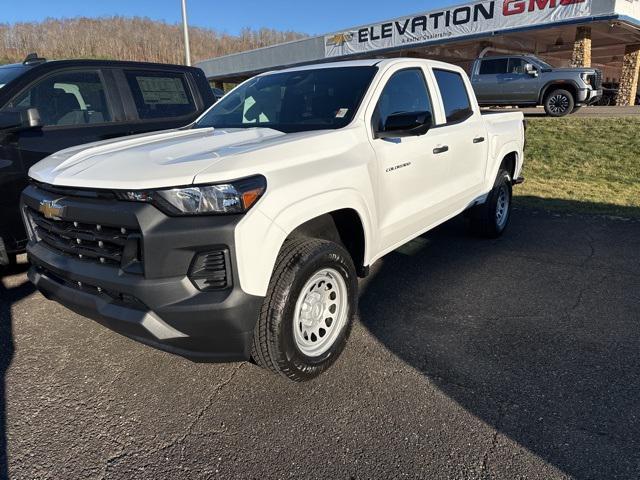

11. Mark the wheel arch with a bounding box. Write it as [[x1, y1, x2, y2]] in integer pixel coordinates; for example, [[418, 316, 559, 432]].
[[234, 190, 374, 297], [539, 80, 579, 104], [487, 143, 521, 188]]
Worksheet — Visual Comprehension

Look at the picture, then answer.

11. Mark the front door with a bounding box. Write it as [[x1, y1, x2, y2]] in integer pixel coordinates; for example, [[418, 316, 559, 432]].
[[369, 67, 454, 252]]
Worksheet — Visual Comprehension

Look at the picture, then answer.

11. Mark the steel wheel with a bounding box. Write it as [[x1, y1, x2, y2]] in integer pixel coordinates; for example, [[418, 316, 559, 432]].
[[495, 183, 510, 230], [293, 267, 349, 358]]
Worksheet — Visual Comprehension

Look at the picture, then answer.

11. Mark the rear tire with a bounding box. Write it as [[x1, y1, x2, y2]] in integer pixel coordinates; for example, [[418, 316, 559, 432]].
[[251, 238, 357, 382], [544, 89, 574, 117], [468, 169, 513, 238]]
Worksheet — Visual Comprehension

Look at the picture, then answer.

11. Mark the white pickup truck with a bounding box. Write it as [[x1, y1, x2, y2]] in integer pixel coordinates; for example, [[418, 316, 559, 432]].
[[22, 58, 525, 381]]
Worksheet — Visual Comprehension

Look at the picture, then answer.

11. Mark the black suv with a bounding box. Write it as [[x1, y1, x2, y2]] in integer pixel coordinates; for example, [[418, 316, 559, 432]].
[[0, 54, 215, 265]]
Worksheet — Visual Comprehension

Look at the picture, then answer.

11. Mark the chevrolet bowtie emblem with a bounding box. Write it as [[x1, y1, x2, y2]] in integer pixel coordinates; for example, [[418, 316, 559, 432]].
[[326, 32, 354, 47], [39, 199, 65, 220]]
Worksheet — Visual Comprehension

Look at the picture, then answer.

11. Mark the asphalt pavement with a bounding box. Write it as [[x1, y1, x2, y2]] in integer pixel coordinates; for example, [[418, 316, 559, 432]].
[[2, 207, 640, 480]]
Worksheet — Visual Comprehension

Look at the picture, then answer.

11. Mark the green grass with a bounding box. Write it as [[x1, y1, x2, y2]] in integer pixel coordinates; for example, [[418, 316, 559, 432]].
[[516, 117, 640, 217]]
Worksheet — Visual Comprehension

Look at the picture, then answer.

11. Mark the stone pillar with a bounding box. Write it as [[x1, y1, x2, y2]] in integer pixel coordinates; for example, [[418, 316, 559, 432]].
[[571, 26, 592, 68], [617, 44, 640, 107]]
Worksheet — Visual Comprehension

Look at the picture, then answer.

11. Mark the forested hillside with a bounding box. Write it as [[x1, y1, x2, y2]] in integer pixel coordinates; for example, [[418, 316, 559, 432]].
[[0, 17, 307, 65]]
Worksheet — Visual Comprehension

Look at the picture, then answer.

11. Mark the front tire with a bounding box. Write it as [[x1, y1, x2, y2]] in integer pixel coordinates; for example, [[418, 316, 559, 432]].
[[544, 89, 574, 117], [251, 238, 357, 382], [469, 169, 513, 238]]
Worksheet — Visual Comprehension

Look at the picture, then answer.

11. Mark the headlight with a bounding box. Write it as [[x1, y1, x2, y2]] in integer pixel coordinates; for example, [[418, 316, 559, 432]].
[[120, 175, 266, 216]]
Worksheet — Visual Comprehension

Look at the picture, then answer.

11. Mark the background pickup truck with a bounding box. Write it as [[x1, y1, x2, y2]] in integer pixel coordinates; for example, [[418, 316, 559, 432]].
[[22, 58, 525, 382], [471, 55, 603, 117], [0, 54, 215, 266]]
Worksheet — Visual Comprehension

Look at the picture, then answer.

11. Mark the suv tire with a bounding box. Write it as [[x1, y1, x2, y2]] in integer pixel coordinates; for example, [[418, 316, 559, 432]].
[[468, 169, 513, 238], [544, 89, 574, 117], [251, 238, 357, 382]]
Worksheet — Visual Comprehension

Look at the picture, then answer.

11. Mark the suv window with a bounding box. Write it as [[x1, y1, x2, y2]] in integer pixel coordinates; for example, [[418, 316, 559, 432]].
[[433, 69, 473, 124], [5, 70, 112, 126], [508, 58, 527, 74], [125, 71, 196, 120], [479, 59, 508, 75], [375, 68, 432, 131]]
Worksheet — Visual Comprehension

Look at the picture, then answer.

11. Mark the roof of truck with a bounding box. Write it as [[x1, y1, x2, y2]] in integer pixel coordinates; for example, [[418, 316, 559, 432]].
[[268, 57, 463, 75]]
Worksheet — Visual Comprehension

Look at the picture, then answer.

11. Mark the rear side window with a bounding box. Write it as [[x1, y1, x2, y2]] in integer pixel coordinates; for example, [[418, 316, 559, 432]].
[[433, 69, 473, 124], [375, 68, 432, 131], [479, 59, 508, 75], [125, 71, 196, 120], [4, 70, 113, 127]]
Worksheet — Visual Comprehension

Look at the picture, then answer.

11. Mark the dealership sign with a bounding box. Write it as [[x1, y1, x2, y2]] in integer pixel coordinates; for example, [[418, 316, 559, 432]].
[[325, 0, 592, 57]]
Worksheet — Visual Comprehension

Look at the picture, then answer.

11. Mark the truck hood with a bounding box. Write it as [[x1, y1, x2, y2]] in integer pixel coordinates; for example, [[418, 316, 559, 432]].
[[28, 127, 288, 190]]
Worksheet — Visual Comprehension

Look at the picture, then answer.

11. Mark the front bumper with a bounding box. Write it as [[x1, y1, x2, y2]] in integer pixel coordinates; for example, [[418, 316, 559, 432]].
[[22, 184, 263, 362], [577, 88, 603, 105]]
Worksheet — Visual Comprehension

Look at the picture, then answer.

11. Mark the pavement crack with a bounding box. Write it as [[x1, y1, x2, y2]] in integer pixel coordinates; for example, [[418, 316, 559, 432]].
[[96, 362, 245, 479], [176, 362, 246, 460]]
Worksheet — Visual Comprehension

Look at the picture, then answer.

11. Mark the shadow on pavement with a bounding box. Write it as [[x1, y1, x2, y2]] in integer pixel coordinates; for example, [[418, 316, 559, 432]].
[[515, 195, 640, 219], [0, 262, 33, 479], [359, 211, 640, 479]]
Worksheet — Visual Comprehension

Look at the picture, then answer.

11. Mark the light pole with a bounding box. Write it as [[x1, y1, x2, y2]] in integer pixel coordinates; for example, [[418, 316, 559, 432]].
[[181, 0, 191, 66]]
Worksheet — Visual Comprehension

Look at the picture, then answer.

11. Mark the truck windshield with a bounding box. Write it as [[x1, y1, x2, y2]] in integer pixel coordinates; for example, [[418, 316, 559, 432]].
[[195, 66, 378, 133], [0, 65, 28, 89]]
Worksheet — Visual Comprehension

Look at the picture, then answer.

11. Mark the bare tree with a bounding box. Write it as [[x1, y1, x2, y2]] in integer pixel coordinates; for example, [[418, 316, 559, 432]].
[[0, 17, 307, 65]]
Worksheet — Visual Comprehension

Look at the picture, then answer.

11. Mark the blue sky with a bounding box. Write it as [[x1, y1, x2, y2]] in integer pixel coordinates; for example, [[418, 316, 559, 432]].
[[4, 0, 462, 35]]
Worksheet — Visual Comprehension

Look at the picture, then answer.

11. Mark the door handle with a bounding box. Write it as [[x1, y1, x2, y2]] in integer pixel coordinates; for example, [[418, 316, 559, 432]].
[[473, 137, 485, 144], [433, 145, 449, 154]]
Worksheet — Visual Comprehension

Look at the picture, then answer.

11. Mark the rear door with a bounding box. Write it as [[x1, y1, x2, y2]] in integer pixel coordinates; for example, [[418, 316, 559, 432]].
[[473, 58, 508, 104], [116, 69, 202, 135], [429, 67, 487, 203]]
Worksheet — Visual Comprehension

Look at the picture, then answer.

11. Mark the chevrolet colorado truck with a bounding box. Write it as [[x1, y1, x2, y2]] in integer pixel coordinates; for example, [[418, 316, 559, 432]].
[[471, 55, 603, 117], [22, 58, 525, 382]]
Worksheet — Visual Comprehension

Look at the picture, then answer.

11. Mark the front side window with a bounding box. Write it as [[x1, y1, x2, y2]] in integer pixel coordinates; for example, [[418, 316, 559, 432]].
[[433, 69, 473, 124], [196, 66, 378, 134], [374, 68, 432, 131], [125, 71, 196, 120], [5, 70, 112, 126], [508, 58, 527, 74], [479, 59, 508, 75]]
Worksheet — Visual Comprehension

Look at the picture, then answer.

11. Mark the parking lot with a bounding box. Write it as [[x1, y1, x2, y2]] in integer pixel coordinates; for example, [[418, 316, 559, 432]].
[[2, 207, 640, 479]]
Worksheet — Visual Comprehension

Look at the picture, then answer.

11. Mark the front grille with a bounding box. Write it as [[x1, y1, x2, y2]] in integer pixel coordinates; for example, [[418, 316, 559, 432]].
[[593, 70, 603, 89], [188, 249, 231, 291], [27, 207, 142, 268]]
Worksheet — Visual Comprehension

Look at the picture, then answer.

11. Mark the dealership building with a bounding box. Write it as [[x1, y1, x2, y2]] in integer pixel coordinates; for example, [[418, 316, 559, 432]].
[[197, 0, 640, 105]]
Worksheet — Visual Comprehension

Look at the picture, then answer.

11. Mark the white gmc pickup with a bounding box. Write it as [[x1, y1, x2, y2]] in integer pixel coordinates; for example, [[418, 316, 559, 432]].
[[22, 58, 525, 381]]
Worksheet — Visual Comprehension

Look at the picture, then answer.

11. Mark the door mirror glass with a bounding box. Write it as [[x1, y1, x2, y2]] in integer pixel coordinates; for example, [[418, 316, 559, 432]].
[[0, 107, 42, 132], [525, 64, 538, 76], [377, 111, 432, 139]]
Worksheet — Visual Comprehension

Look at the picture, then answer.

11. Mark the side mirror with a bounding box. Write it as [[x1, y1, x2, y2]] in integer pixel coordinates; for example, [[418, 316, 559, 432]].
[[0, 108, 42, 132], [376, 111, 432, 139], [525, 64, 538, 77]]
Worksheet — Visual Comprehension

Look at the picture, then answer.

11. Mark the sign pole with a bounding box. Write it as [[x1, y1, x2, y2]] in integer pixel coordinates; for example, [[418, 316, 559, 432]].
[[181, 0, 191, 66]]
